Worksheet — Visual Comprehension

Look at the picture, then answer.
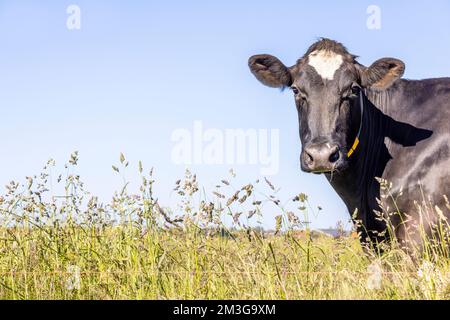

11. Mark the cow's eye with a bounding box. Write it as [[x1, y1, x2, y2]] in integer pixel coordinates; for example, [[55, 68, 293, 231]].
[[291, 87, 307, 101], [342, 85, 360, 101], [351, 85, 360, 95]]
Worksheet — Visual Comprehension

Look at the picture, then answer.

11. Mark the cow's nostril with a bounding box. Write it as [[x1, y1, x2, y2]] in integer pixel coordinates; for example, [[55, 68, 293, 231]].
[[329, 148, 340, 163], [305, 151, 314, 165]]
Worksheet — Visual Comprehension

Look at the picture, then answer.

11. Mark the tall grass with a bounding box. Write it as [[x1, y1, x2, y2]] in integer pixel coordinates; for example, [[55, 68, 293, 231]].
[[0, 152, 449, 299]]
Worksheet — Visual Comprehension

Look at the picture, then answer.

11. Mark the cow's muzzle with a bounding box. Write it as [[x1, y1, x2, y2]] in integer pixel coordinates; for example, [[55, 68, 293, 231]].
[[301, 143, 341, 173]]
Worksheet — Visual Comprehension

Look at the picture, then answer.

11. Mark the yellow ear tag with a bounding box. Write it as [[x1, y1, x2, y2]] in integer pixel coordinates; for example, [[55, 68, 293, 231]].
[[347, 137, 360, 158]]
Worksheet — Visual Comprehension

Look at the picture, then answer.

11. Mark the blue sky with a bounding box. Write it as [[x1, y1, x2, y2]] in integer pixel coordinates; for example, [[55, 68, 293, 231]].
[[1, 1, 450, 229]]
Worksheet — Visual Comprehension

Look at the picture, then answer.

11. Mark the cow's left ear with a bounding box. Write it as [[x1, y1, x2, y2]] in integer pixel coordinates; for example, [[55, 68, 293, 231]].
[[360, 58, 405, 90], [248, 54, 292, 88]]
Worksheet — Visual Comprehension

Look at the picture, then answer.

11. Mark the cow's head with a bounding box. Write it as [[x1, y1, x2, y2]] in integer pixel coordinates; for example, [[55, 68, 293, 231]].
[[248, 39, 404, 173]]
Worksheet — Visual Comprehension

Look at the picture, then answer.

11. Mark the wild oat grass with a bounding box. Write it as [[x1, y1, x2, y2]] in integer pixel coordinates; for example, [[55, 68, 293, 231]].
[[0, 152, 449, 299]]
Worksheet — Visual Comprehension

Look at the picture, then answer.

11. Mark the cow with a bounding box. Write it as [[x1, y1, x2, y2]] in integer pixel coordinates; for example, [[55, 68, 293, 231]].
[[248, 38, 450, 254]]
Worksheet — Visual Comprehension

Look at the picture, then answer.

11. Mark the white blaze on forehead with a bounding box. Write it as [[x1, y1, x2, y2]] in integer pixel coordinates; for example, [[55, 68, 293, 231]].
[[307, 50, 343, 80]]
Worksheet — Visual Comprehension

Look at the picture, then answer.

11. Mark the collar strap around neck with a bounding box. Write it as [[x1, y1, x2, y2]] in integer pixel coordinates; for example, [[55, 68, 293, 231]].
[[347, 89, 364, 158]]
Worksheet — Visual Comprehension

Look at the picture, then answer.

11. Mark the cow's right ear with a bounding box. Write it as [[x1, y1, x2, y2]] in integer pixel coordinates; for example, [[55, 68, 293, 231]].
[[248, 54, 292, 88], [360, 58, 405, 90]]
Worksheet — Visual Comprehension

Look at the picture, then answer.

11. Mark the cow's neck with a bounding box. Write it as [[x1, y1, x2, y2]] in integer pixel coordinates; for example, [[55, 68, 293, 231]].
[[327, 89, 394, 243]]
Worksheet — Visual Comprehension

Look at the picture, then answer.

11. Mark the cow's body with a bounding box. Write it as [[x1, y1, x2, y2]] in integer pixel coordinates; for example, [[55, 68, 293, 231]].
[[248, 39, 450, 251], [329, 78, 450, 249]]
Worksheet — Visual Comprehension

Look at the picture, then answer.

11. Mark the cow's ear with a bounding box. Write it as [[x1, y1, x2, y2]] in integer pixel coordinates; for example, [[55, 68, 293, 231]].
[[361, 58, 405, 90], [248, 54, 292, 88]]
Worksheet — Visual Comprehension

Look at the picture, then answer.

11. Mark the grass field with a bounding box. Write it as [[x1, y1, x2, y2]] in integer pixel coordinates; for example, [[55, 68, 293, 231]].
[[0, 152, 449, 299]]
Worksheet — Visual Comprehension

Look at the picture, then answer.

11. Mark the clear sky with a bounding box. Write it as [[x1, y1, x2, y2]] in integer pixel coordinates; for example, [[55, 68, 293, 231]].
[[1, 1, 450, 229]]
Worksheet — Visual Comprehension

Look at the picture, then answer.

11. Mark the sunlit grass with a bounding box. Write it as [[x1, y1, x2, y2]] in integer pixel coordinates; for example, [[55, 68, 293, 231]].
[[0, 152, 449, 299]]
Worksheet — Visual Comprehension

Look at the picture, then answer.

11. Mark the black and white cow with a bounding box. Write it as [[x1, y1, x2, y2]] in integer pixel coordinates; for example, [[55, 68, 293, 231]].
[[248, 38, 450, 252]]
